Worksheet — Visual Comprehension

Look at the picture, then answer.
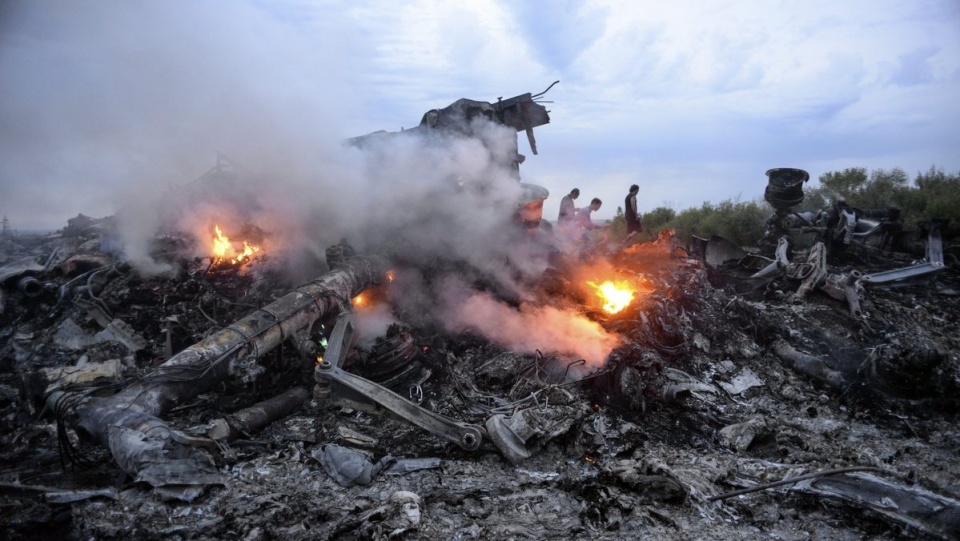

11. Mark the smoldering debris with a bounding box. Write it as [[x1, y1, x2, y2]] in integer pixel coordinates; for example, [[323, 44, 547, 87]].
[[2, 208, 958, 540], [2, 111, 960, 540]]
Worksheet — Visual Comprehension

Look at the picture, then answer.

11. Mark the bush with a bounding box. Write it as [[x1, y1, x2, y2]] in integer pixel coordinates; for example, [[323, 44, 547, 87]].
[[603, 165, 959, 250], [902, 167, 960, 235], [641, 207, 676, 232], [653, 199, 767, 247], [816, 167, 910, 211], [814, 166, 960, 238]]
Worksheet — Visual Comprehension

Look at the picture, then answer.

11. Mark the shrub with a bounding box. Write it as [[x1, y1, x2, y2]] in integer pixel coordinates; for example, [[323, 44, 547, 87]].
[[654, 199, 767, 247]]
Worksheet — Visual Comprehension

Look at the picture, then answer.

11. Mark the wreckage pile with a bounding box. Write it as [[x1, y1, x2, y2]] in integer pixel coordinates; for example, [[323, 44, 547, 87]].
[[1, 213, 959, 540]]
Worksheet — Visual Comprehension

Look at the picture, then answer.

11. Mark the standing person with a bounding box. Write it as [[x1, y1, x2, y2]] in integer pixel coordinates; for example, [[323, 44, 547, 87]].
[[624, 184, 642, 235], [558, 188, 580, 225]]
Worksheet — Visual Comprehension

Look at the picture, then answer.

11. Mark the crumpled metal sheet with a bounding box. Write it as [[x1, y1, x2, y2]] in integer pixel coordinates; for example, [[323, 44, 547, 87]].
[[106, 424, 224, 489], [0, 256, 44, 286], [312, 444, 393, 487]]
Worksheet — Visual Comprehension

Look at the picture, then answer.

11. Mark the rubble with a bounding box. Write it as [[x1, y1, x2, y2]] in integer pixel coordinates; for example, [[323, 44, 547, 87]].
[[2, 107, 959, 539], [1, 220, 954, 539]]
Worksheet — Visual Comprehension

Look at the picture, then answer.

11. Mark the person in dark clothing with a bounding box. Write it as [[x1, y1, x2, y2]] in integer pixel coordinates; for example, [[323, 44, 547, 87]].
[[558, 188, 580, 225], [624, 184, 642, 235]]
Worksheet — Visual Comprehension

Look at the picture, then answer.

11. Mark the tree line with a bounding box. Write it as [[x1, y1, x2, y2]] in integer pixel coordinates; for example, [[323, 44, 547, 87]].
[[608, 166, 960, 247]]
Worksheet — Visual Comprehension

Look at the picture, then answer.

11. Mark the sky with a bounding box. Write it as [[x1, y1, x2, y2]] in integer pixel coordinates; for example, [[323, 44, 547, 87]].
[[2, 0, 959, 230]]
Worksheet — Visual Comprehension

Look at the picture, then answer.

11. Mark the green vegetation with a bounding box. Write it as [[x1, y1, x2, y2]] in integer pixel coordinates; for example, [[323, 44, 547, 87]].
[[803, 166, 960, 232], [607, 166, 960, 247], [609, 198, 767, 247]]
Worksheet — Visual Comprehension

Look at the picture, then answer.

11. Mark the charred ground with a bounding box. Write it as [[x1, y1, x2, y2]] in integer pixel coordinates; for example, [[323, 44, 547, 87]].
[[1, 222, 959, 540]]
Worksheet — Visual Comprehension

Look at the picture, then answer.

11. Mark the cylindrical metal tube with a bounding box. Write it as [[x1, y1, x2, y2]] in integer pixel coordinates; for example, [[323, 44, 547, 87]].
[[18, 276, 42, 297], [208, 387, 311, 441], [772, 339, 845, 389]]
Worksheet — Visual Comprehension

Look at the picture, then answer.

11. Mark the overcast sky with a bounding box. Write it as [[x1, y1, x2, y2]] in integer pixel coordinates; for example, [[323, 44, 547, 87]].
[[2, 0, 959, 230]]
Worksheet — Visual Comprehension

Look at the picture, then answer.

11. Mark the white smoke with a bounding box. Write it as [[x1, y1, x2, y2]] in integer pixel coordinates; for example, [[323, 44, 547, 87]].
[[1, 1, 602, 364], [438, 278, 620, 368]]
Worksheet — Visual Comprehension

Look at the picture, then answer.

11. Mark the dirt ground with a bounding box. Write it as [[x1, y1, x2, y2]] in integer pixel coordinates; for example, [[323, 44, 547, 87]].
[[1, 230, 958, 540]]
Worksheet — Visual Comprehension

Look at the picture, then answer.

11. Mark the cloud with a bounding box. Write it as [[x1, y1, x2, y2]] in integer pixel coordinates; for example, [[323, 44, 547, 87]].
[[0, 0, 367, 229], [526, 0, 960, 219], [1, 0, 958, 235]]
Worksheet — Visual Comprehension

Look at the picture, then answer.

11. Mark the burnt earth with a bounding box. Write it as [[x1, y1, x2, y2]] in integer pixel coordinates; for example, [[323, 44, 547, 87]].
[[1, 239, 958, 540]]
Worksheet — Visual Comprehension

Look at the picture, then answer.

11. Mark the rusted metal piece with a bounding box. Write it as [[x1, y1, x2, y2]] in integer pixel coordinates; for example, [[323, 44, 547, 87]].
[[68, 255, 389, 481]]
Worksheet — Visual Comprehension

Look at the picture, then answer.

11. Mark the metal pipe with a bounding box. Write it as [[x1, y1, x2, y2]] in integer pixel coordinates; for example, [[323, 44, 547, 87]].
[[207, 387, 311, 441], [17, 276, 42, 297], [772, 340, 845, 389]]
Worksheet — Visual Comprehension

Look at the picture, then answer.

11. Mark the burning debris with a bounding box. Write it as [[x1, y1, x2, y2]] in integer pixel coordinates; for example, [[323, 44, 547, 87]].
[[1, 94, 959, 540], [209, 225, 261, 268]]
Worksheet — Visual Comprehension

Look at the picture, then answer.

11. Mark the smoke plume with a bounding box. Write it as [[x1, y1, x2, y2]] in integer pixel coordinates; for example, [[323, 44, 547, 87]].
[[1, 1, 614, 366], [440, 285, 620, 368]]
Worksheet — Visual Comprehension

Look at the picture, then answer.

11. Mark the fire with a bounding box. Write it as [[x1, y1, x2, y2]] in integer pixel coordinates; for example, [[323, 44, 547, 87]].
[[588, 280, 635, 314], [235, 241, 260, 264], [386, 270, 396, 282], [352, 293, 365, 306], [210, 224, 261, 266], [212, 225, 231, 262]]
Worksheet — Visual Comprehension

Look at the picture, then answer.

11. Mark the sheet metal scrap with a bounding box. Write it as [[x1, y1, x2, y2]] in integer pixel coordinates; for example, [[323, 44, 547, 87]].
[[347, 81, 556, 162], [794, 472, 960, 540], [861, 224, 947, 286]]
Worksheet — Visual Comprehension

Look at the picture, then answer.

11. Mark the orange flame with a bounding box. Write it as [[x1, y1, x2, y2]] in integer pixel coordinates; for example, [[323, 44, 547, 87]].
[[234, 241, 260, 264], [211, 224, 261, 265], [588, 280, 635, 314], [212, 225, 231, 264]]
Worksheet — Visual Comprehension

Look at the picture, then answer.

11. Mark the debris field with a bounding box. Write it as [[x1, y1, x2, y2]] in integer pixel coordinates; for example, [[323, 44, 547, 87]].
[[1, 213, 959, 540]]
